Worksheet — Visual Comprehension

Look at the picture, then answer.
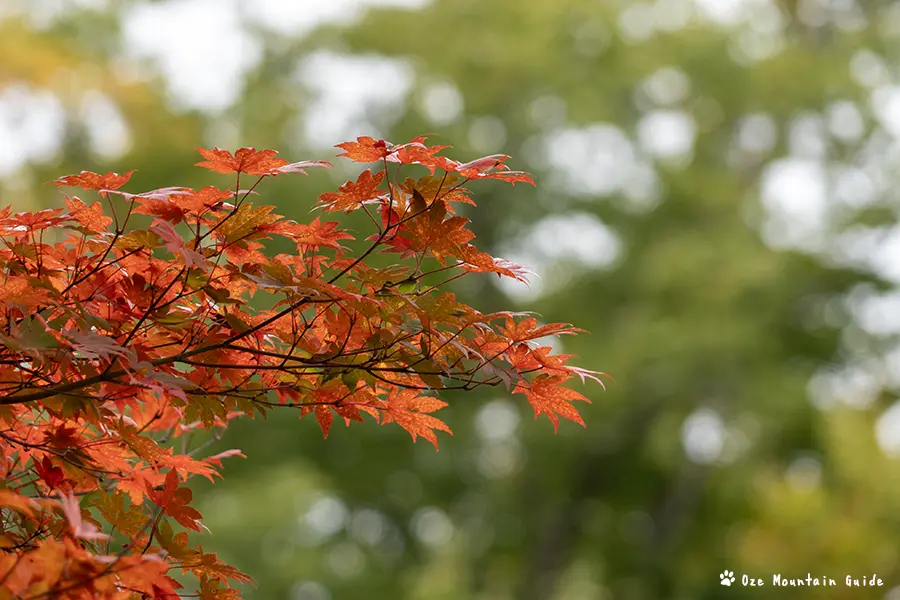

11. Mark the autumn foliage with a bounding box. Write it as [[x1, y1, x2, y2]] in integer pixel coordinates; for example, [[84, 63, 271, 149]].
[[0, 135, 604, 598]]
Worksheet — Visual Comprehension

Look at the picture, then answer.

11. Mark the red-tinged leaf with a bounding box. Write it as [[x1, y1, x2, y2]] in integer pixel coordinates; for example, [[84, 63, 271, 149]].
[[380, 201, 401, 230], [153, 582, 183, 600], [447, 154, 536, 185], [193, 552, 255, 584], [198, 575, 244, 600], [380, 389, 452, 450], [457, 247, 534, 282], [508, 344, 571, 374], [316, 404, 334, 438], [205, 449, 246, 468], [514, 374, 591, 432], [64, 197, 113, 232], [117, 470, 164, 506], [392, 139, 451, 171], [35, 456, 65, 489], [403, 211, 475, 259], [133, 197, 190, 224], [317, 169, 385, 213], [164, 453, 219, 483], [500, 318, 581, 344], [59, 493, 110, 540], [195, 147, 288, 176], [289, 217, 354, 249], [147, 470, 205, 531], [173, 186, 233, 215], [441, 189, 477, 209], [335, 136, 391, 162], [53, 169, 135, 190], [4, 208, 67, 232]]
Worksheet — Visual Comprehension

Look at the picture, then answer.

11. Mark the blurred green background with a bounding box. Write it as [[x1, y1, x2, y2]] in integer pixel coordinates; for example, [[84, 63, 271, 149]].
[[4, 0, 900, 598]]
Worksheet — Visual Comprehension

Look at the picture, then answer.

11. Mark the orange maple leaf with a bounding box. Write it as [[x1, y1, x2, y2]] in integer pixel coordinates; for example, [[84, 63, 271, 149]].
[[391, 137, 451, 172], [335, 136, 392, 162], [193, 552, 254, 585], [173, 186, 234, 215], [380, 389, 453, 450], [53, 169, 135, 190], [0, 490, 37, 517], [457, 246, 534, 282], [317, 169, 385, 213], [514, 374, 591, 432], [289, 217, 354, 249], [0, 277, 52, 310], [195, 147, 286, 175], [196, 147, 332, 176], [500, 317, 583, 343], [65, 197, 113, 232]]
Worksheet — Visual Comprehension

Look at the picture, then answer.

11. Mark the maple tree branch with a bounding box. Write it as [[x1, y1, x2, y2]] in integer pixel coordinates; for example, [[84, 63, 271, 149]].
[[0, 137, 593, 600], [105, 267, 187, 377]]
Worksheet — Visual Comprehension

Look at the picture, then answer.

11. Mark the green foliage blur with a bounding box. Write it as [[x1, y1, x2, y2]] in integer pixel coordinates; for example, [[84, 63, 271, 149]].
[[3, 1, 900, 598]]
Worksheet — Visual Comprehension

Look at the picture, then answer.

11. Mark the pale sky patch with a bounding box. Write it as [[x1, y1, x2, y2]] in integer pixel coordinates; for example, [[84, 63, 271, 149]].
[[121, 0, 262, 112], [296, 52, 414, 149], [497, 212, 622, 301], [245, 0, 431, 36], [120, 0, 431, 113], [79, 90, 132, 160], [0, 85, 65, 177]]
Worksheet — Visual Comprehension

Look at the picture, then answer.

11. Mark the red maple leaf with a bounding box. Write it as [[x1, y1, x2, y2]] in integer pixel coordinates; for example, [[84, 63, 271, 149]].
[[133, 196, 191, 224], [147, 470, 205, 532], [35, 457, 65, 489]]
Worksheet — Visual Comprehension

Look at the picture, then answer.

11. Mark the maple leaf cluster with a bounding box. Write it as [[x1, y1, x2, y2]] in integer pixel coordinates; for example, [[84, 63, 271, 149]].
[[0, 135, 606, 598]]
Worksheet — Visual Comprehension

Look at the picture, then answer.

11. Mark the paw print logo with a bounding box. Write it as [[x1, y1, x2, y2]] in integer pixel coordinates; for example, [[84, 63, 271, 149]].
[[720, 570, 736, 586]]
